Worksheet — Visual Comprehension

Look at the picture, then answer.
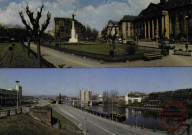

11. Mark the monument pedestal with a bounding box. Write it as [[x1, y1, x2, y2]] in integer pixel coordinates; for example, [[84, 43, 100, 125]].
[[69, 20, 78, 43]]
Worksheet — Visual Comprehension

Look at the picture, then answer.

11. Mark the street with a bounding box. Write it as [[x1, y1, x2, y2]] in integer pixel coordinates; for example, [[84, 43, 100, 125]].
[[53, 104, 167, 135], [28, 42, 192, 67]]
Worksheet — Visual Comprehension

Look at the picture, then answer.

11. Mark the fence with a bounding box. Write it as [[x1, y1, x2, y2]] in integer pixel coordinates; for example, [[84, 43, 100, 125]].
[[138, 45, 162, 53], [0, 108, 23, 118], [42, 44, 149, 62]]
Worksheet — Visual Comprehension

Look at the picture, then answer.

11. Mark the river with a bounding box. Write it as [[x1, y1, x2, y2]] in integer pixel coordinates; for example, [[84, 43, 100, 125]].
[[90, 105, 180, 131]]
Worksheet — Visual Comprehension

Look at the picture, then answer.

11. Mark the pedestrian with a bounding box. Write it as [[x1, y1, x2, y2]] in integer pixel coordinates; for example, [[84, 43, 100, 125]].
[[186, 43, 188, 52]]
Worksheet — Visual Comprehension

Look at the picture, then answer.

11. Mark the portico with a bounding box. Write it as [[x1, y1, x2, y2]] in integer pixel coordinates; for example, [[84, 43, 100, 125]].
[[143, 7, 170, 40]]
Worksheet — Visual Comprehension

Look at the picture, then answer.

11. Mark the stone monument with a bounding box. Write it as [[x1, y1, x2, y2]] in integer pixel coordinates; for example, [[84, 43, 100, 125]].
[[69, 13, 78, 43]]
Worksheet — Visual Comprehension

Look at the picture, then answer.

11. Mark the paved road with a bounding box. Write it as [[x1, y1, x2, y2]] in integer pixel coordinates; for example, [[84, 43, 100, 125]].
[[28, 43, 192, 67], [53, 104, 167, 135]]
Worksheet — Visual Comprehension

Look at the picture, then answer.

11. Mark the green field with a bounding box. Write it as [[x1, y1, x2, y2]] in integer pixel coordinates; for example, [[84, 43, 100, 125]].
[[0, 114, 79, 135], [44, 41, 144, 55], [0, 43, 11, 60], [0, 43, 39, 68]]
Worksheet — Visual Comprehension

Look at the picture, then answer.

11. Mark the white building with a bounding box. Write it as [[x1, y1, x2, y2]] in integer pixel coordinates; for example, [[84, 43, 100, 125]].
[[125, 92, 146, 105], [80, 90, 92, 101]]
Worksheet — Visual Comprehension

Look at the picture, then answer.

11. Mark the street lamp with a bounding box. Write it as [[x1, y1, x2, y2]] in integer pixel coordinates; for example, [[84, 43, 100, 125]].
[[15, 81, 20, 112], [185, 16, 189, 52]]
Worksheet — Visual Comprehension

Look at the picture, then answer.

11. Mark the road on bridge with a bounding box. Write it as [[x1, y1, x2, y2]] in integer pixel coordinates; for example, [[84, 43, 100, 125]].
[[53, 104, 167, 135]]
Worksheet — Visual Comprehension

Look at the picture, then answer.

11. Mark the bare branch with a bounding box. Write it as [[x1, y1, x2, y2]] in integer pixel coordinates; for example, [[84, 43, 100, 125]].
[[40, 12, 51, 35], [36, 5, 44, 21], [19, 11, 32, 32]]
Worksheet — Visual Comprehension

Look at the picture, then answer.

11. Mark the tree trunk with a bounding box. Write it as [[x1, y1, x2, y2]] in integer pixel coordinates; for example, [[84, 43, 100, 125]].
[[37, 40, 42, 68], [27, 39, 31, 58]]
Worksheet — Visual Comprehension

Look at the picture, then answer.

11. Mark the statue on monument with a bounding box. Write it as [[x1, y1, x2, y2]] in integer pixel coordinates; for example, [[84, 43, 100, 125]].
[[69, 13, 78, 43], [72, 13, 76, 21]]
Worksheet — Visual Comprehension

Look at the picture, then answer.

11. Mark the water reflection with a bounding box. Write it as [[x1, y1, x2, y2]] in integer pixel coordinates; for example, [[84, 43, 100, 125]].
[[90, 105, 163, 130]]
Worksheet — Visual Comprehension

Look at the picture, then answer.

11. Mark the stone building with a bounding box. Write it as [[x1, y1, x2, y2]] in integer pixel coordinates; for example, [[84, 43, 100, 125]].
[[54, 17, 85, 41], [106, 20, 120, 39], [104, 0, 192, 41], [119, 15, 137, 40], [133, 0, 191, 40]]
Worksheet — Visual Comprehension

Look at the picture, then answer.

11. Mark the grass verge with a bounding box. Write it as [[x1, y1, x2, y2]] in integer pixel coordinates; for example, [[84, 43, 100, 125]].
[[52, 109, 83, 135], [0, 114, 74, 135], [0, 43, 39, 68], [0, 43, 11, 60]]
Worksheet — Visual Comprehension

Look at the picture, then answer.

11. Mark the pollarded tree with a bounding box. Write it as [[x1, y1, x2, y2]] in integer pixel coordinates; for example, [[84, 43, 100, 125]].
[[19, 5, 51, 68]]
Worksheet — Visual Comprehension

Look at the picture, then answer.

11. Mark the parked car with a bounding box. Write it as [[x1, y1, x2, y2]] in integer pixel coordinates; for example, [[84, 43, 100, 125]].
[[158, 41, 175, 49], [126, 41, 136, 45], [118, 38, 123, 44]]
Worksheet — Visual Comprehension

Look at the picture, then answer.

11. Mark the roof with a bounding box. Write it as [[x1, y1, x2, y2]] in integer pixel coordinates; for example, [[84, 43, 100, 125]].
[[108, 20, 119, 25], [165, 0, 192, 10], [139, 3, 165, 17], [120, 15, 137, 22]]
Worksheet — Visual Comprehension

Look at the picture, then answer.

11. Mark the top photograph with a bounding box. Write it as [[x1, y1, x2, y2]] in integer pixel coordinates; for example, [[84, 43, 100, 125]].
[[0, 0, 191, 68]]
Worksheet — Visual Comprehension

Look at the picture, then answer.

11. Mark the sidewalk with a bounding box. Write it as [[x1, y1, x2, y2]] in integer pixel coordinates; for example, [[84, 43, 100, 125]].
[[26, 43, 192, 67]]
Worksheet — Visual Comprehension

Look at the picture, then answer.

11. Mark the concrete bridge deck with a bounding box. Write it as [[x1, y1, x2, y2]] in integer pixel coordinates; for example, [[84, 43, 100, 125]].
[[53, 104, 168, 135]]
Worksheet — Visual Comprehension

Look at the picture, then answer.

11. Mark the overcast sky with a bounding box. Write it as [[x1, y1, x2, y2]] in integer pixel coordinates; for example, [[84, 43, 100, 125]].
[[0, 0, 159, 31], [0, 68, 192, 97]]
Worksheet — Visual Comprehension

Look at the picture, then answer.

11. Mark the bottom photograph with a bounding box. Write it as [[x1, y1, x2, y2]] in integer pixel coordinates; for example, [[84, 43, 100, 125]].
[[0, 68, 191, 135]]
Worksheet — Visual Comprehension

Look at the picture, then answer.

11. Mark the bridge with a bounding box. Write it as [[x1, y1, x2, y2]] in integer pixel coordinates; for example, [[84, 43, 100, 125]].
[[65, 99, 102, 107], [53, 104, 168, 135]]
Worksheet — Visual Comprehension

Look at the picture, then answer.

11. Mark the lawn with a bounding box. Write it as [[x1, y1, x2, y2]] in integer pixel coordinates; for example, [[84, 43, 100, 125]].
[[0, 114, 78, 135], [44, 41, 141, 55], [0, 43, 39, 68], [0, 43, 11, 60]]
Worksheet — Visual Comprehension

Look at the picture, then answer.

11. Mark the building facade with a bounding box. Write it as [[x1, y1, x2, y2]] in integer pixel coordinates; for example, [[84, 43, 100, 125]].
[[119, 15, 137, 40], [125, 92, 146, 105], [104, 0, 192, 41], [135, 0, 192, 40], [0, 85, 22, 107], [80, 90, 92, 101], [107, 20, 120, 39]]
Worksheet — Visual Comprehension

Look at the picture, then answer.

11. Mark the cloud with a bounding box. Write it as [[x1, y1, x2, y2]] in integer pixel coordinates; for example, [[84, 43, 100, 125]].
[[0, 0, 160, 31]]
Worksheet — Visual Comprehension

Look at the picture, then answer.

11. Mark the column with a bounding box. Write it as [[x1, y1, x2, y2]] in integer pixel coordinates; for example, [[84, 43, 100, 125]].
[[161, 16, 165, 36], [144, 21, 147, 39], [148, 20, 151, 39], [156, 18, 159, 38], [152, 19, 154, 38]]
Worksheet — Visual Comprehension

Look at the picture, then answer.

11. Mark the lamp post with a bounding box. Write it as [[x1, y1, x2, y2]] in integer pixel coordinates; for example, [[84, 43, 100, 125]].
[[185, 16, 189, 52], [15, 81, 20, 112]]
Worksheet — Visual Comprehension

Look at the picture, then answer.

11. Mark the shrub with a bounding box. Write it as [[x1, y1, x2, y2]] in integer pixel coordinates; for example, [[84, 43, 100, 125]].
[[9, 46, 13, 50], [126, 45, 138, 55], [55, 43, 59, 47], [109, 50, 115, 57]]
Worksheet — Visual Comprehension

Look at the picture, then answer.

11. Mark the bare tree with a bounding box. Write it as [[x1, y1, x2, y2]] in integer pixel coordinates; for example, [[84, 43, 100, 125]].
[[108, 26, 118, 57], [19, 5, 51, 67]]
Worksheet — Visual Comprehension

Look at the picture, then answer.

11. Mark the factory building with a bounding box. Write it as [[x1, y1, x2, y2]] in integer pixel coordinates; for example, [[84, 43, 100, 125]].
[[0, 85, 22, 107]]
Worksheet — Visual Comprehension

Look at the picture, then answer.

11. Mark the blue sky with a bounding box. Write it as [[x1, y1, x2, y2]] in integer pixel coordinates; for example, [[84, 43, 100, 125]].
[[0, 0, 159, 30], [0, 68, 192, 97]]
